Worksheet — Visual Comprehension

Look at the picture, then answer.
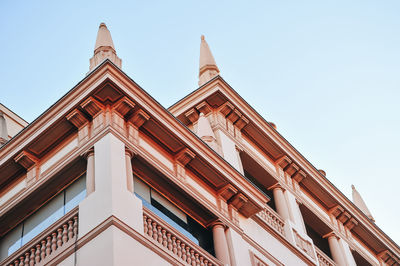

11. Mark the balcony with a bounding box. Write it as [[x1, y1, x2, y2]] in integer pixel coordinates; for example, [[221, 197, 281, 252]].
[[256, 204, 285, 237], [315, 246, 336, 266], [1, 207, 78, 266], [142, 207, 222, 266]]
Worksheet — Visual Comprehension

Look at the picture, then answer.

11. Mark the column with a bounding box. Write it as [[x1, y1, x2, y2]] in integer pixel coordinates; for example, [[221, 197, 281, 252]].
[[85, 148, 95, 195], [325, 232, 346, 266], [211, 221, 231, 266], [270, 184, 290, 221], [125, 149, 134, 193]]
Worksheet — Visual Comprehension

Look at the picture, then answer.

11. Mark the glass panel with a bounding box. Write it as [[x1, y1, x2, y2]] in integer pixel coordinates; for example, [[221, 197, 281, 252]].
[[133, 177, 151, 202], [151, 190, 187, 223], [0, 224, 22, 261], [22, 193, 64, 245], [65, 175, 86, 213]]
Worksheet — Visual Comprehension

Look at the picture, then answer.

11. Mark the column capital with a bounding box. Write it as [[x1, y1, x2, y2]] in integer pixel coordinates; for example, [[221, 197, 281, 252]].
[[323, 231, 339, 240], [125, 147, 136, 158], [81, 147, 94, 159], [268, 183, 285, 191], [209, 219, 227, 229]]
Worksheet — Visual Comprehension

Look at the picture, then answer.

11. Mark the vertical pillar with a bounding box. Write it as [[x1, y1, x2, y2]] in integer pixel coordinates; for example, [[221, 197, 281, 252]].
[[211, 221, 231, 266], [270, 184, 290, 221], [325, 232, 347, 266], [125, 149, 134, 193], [85, 148, 95, 195]]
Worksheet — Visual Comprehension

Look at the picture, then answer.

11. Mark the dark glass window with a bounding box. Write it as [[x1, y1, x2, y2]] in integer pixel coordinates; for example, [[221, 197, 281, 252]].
[[243, 170, 275, 211], [133, 176, 214, 255]]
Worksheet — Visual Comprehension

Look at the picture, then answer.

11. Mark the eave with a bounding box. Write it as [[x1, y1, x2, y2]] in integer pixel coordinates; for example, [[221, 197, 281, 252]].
[[168, 75, 400, 257]]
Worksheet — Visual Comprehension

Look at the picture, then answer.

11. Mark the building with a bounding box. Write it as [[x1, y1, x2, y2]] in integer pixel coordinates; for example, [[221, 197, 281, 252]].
[[0, 22, 399, 266]]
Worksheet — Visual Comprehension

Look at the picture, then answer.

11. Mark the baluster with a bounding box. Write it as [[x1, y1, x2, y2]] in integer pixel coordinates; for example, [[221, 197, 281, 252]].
[[57, 228, 63, 247], [152, 222, 158, 241], [18, 256, 24, 266], [203, 259, 209, 266], [190, 250, 195, 266], [45, 236, 51, 256], [157, 225, 162, 244], [176, 240, 182, 258], [171, 236, 177, 254], [199, 256, 205, 266], [181, 243, 186, 261], [185, 246, 191, 264], [68, 220, 74, 240], [13, 259, 19, 266], [29, 248, 35, 266], [35, 244, 41, 263], [73, 216, 78, 237], [166, 232, 171, 250], [62, 224, 68, 244], [143, 215, 148, 234], [147, 218, 153, 238], [162, 229, 167, 247], [40, 240, 46, 260], [24, 252, 29, 266], [195, 253, 200, 266], [51, 232, 57, 252]]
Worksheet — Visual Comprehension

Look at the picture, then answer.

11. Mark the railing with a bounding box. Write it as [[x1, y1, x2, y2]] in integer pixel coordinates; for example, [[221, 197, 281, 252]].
[[292, 228, 315, 259], [2, 208, 78, 266], [142, 207, 222, 266], [315, 246, 336, 266], [256, 205, 285, 236]]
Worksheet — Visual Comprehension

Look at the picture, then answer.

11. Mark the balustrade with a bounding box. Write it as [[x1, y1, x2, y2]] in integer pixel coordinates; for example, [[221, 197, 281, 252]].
[[292, 229, 315, 259], [2, 208, 78, 266], [315, 246, 336, 266], [256, 205, 285, 236], [143, 207, 222, 266]]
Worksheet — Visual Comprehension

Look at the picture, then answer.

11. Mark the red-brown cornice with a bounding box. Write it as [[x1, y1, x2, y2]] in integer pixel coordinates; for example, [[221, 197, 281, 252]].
[[167, 75, 400, 257]]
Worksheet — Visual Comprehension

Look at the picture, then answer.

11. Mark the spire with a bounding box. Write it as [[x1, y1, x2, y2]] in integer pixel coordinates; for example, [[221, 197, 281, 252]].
[[89, 23, 122, 72], [352, 185, 375, 222], [198, 35, 220, 86], [0, 111, 9, 146], [197, 113, 217, 147]]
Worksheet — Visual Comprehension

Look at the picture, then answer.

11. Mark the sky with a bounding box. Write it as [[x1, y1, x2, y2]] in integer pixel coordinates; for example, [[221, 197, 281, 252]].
[[1, 0, 400, 246]]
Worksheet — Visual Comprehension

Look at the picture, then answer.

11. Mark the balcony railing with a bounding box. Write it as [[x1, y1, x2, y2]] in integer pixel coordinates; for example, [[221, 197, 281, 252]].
[[315, 246, 336, 266], [2, 207, 78, 266], [292, 228, 315, 259], [256, 205, 285, 236], [142, 207, 222, 266]]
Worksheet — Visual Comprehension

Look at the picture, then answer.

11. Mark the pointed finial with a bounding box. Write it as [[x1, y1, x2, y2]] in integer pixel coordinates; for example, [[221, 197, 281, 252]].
[[0, 111, 9, 146], [198, 35, 220, 86], [352, 184, 375, 222], [89, 23, 122, 72]]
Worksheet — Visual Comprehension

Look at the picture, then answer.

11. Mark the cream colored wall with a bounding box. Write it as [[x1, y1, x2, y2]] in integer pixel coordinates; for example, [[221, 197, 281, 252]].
[[0, 178, 26, 207], [240, 216, 308, 265], [215, 130, 242, 173], [0, 104, 28, 139]]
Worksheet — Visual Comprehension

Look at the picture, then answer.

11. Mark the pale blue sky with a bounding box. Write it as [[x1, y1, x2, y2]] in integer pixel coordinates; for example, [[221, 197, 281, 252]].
[[1, 1, 400, 245]]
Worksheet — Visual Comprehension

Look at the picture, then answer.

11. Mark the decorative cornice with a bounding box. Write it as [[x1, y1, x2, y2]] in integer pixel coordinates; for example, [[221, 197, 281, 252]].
[[66, 109, 89, 129], [112, 96, 135, 116], [276, 155, 292, 169], [129, 109, 150, 128], [196, 101, 212, 115], [293, 170, 306, 183], [14, 151, 38, 170], [284, 163, 299, 176], [217, 184, 238, 201], [80, 96, 104, 117], [184, 108, 199, 124], [175, 148, 195, 166]]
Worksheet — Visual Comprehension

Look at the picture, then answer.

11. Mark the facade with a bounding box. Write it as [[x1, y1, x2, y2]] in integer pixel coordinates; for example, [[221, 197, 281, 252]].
[[0, 22, 399, 266]]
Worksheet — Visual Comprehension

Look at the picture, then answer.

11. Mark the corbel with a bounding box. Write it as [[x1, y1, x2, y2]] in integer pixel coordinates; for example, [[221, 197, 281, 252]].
[[129, 109, 150, 128], [127, 109, 150, 144], [66, 109, 89, 129], [284, 163, 299, 177], [66, 109, 90, 144], [344, 217, 358, 230], [112, 96, 135, 117], [338, 211, 351, 224], [15, 151, 39, 185], [234, 115, 249, 130], [329, 205, 344, 218], [226, 109, 241, 123], [80, 96, 104, 117], [276, 155, 292, 169], [228, 193, 248, 226], [378, 250, 400, 265], [218, 102, 235, 117], [184, 108, 199, 124], [174, 148, 195, 181], [196, 101, 212, 115], [293, 170, 306, 183], [217, 184, 238, 217]]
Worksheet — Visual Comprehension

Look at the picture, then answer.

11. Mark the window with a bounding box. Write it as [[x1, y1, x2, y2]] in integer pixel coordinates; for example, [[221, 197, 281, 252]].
[[133, 176, 214, 255], [0, 175, 86, 261]]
